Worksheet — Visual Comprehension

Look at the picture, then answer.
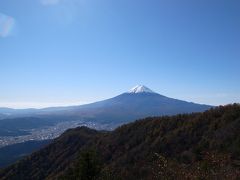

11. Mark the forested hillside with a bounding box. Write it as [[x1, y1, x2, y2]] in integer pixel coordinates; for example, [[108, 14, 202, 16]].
[[1, 104, 240, 180]]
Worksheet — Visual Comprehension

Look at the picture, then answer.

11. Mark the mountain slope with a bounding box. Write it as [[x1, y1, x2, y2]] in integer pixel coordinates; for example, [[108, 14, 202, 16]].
[[43, 85, 212, 124], [0, 86, 212, 126], [0, 140, 51, 168], [1, 104, 239, 180]]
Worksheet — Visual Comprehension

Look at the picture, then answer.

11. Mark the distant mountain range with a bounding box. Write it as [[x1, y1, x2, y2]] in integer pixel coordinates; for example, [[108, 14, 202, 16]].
[[0, 85, 213, 142], [0, 85, 212, 125], [0, 85, 213, 169]]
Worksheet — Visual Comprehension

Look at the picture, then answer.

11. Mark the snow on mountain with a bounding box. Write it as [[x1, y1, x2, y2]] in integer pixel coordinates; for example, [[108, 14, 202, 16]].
[[128, 85, 155, 94]]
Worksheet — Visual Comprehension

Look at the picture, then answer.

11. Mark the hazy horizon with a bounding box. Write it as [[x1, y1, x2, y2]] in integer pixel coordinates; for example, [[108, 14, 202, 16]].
[[0, 84, 236, 109]]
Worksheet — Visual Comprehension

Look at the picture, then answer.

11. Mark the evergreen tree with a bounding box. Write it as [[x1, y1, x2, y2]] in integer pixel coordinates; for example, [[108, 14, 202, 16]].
[[75, 148, 102, 180]]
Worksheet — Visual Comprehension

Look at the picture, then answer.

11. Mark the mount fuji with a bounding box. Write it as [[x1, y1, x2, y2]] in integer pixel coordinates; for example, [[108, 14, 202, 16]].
[[128, 85, 155, 93], [0, 85, 213, 154], [0, 85, 212, 125], [31, 85, 212, 125]]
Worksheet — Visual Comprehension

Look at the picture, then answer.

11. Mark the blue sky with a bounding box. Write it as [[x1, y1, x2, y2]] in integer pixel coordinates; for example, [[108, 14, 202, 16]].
[[0, 0, 240, 108]]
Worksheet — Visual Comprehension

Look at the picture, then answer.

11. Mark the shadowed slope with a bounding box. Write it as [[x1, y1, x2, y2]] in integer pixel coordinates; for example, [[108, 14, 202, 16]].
[[1, 104, 239, 179]]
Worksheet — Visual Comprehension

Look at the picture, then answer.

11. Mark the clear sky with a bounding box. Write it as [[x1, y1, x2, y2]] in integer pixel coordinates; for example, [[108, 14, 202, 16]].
[[0, 0, 240, 108]]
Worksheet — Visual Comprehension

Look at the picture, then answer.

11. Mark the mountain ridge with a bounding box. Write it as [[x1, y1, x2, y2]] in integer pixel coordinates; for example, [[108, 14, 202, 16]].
[[0, 85, 211, 114], [0, 104, 239, 179]]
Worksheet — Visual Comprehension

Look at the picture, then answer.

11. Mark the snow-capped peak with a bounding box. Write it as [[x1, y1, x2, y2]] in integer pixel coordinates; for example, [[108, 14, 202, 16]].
[[128, 85, 155, 94]]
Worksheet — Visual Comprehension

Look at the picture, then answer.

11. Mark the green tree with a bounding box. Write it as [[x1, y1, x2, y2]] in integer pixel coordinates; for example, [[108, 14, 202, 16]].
[[75, 148, 102, 180]]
